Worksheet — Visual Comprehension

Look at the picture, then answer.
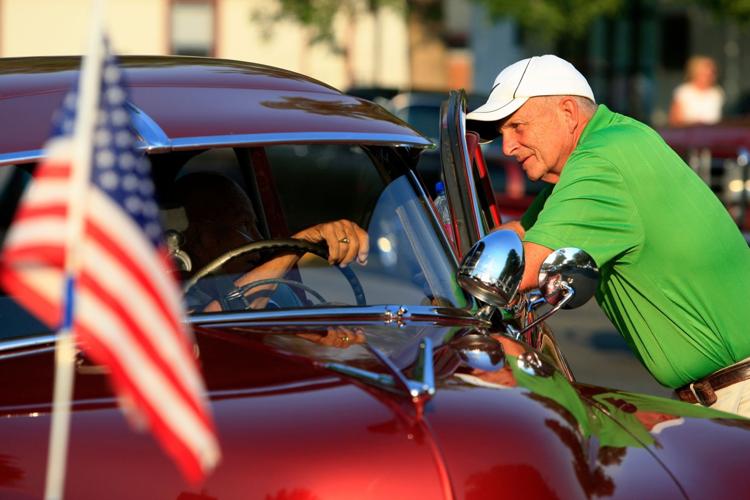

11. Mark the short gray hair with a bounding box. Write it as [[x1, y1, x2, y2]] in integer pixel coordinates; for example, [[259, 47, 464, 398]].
[[574, 96, 597, 115], [542, 95, 597, 117]]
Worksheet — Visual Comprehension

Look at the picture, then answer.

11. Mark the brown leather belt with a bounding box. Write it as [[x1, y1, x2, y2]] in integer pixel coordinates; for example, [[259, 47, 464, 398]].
[[675, 359, 750, 406]]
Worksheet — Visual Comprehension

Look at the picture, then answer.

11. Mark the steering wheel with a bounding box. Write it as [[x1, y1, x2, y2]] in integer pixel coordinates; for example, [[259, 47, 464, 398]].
[[183, 238, 366, 307]]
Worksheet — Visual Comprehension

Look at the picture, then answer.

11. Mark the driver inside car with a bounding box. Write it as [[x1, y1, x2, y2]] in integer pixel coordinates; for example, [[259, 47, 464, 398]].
[[171, 172, 369, 312]]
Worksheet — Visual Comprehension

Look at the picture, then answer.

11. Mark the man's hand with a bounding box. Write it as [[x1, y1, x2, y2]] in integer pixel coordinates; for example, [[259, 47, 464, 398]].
[[294, 219, 369, 267]]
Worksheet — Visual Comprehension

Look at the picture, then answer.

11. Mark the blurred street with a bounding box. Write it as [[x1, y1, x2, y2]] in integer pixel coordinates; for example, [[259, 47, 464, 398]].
[[546, 300, 674, 398]]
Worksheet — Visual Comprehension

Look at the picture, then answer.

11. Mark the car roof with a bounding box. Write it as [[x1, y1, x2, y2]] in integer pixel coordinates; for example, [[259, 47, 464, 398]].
[[0, 56, 430, 166]]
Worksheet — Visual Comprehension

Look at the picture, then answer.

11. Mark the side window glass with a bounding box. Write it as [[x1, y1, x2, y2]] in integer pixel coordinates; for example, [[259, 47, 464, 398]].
[[265, 144, 385, 233]]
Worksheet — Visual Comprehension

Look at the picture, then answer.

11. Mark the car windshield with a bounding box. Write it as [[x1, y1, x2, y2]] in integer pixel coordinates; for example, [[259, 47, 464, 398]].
[[0, 143, 468, 339]]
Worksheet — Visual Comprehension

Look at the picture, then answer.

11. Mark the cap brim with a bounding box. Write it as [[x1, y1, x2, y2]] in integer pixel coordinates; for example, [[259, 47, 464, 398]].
[[466, 96, 528, 143]]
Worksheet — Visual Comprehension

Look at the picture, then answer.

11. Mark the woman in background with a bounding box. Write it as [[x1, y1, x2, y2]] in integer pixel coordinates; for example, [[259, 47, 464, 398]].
[[669, 55, 724, 127]]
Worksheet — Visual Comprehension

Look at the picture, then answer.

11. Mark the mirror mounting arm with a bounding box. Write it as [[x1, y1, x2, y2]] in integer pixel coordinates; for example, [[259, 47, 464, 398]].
[[526, 290, 546, 312], [517, 282, 574, 335]]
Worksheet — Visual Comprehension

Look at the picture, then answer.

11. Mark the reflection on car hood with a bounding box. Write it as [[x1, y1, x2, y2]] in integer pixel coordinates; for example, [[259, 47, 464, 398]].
[[2, 320, 750, 498]]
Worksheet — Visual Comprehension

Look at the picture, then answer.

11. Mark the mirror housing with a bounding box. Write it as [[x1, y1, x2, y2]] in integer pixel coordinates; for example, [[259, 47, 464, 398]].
[[456, 230, 524, 308], [457, 231, 599, 329], [538, 247, 599, 309]]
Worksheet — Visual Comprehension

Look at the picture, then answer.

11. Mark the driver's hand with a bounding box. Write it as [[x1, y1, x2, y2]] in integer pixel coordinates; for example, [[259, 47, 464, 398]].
[[293, 219, 369, 267]]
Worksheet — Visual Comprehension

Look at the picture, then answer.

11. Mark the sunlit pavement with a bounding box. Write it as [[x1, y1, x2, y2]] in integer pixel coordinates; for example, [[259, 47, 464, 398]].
[[546, 300, 674, 398]]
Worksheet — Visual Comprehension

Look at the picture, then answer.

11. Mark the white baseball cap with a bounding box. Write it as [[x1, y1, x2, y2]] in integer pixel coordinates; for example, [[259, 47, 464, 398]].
[[466, 55, 595, 142]]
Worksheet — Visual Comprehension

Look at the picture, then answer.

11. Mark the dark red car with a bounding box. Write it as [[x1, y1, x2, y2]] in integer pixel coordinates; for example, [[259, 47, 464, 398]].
[[659, 122, 750, 234], [0, 56, 749, 499]]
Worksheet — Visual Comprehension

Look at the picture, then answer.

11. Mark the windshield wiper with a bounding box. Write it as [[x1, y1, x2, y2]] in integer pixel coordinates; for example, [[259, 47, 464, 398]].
[[321, 337, 436, 416]]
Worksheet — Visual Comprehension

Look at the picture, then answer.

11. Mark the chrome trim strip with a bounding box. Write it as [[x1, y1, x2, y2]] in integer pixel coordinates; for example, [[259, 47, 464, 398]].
[[415, 337, 436, 397], [367, 343, 423, 399], [0, 132, 432, 167], [0, 306, 474, 353], [170, 132, 433, 150], [325, 337, 436, 403], [127, 101, 170, 149], [457, 102, 486, 240], [323, 362, 396, 388], [0, 150, 44, 166], [188, 304, 476, 326], [0, 334, 57, 353], [0, 346, 56, 361]]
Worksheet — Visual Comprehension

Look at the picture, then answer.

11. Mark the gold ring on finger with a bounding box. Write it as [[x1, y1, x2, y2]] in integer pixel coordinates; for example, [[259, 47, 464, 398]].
[[339, 237, 350, 244]]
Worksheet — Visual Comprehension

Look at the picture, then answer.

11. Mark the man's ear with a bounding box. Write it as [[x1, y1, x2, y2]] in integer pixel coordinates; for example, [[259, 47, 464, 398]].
[[558, 96, 579, 133]]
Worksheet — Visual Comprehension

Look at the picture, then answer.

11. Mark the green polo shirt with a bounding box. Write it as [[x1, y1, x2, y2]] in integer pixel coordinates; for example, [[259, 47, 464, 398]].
[[522, 105, 750, 388]]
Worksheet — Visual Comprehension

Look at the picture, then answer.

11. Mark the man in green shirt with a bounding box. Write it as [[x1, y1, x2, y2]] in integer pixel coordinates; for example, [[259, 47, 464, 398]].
[[466, 55, 750, 417]]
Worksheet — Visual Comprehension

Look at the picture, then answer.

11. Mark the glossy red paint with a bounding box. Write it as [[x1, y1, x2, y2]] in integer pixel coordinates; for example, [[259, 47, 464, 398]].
[[2, 56, 750, 499], [0, 56, 428, 161], [7, 321, 749, 498], [0, 326, 452, 499]]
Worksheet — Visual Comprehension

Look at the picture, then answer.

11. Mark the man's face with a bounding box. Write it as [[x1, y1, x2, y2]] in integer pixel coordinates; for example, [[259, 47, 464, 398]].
[[498, 97, 572, 183]]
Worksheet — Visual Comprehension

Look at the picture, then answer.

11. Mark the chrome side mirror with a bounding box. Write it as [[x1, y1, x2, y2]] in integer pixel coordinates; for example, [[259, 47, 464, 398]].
[[457, 230, 599, 330], [519, 248, 599, 334], [456, 230, 524, 308], [538, 247, 599, 309]]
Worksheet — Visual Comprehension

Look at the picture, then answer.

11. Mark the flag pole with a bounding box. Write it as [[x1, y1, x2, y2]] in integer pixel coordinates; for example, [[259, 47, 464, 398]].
[[44, 1, 106, 498]]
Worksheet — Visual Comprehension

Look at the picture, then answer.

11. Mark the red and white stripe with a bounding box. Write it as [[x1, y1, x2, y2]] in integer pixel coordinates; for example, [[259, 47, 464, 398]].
[[0, 139, 220, 483]]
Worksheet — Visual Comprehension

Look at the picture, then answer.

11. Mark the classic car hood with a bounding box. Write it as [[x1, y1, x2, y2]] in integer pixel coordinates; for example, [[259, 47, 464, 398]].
[[0, 320, 456, 499], [3, 320, 750, 499]]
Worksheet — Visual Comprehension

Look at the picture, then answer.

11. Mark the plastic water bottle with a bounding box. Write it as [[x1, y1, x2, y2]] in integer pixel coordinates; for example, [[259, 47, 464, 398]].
[[434, 181, 454, 241]]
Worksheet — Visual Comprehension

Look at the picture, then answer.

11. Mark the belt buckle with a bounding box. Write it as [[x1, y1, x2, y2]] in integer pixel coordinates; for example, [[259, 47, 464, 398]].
[[689, 381, 716, 406], [689, 383, 703, 405]]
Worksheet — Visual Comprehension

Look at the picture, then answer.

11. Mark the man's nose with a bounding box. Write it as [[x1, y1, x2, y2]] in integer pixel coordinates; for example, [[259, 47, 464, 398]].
[[502, 134, 517, 157]]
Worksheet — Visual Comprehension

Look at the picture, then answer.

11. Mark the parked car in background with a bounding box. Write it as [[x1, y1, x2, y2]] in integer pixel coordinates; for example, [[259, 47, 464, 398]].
[[659, 121, 750, 235], [388, 91, 542, 220], [1, 56, 750, 498]]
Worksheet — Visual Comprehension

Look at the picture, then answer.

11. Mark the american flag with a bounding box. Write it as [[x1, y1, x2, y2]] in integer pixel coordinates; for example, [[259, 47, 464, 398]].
[[0, 42, 220, 483]]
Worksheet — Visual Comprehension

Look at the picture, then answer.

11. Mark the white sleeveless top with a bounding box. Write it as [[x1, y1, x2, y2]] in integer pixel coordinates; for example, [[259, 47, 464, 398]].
[[673, 83, 724, 125]]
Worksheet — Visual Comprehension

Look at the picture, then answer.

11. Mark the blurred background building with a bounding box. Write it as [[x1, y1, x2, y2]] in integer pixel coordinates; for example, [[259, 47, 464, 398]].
[[0, 0, 411, 90], [3, 0, 750, 125]]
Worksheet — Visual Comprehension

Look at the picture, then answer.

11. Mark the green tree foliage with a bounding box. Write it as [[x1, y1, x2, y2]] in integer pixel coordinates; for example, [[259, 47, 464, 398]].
[[685, 0, 750, 21], [253, 0, 404, 50], [472, 0, 622, 43]]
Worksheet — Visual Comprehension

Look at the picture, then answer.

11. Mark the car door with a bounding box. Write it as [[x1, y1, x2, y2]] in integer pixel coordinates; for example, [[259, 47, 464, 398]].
[[439, 89, 502, 259]]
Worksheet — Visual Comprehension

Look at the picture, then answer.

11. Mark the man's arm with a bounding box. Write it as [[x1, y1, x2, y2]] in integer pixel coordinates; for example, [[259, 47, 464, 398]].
[[204, 219, 369, 311], [493, 221, 553, 292], [520, 241, 553, 291]]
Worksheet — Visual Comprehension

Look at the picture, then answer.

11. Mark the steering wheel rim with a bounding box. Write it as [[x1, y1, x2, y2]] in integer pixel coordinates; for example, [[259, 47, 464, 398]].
[[183, 238, 366, 307]]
